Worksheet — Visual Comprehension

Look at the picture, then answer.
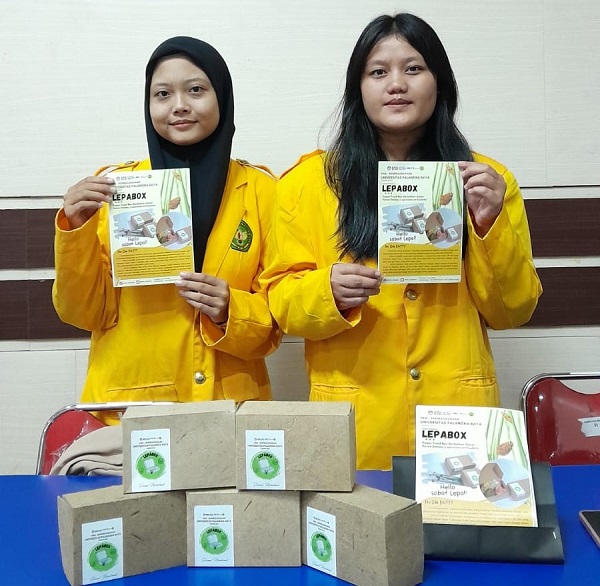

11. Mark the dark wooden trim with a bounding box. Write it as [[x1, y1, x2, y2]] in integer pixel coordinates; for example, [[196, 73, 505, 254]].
[[0, 267, 598, 340], [2, 198, 599, 270], [0, 209, 57, 269], [1, 198, 599, 338], [0, 281, 29, 340], [525, 267, 600, 327], [525, 198, 600, 257], [0, 280, 88, 341]]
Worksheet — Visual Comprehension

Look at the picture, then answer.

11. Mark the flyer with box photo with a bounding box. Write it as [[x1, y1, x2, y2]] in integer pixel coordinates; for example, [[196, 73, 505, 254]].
[[107, 168, 193, 287], [378, 161, 463, 284], [415, 405, 538, 527]]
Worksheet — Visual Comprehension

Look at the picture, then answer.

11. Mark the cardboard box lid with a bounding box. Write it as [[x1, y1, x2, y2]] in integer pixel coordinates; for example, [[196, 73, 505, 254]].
[[59, 485, 170, 508], [236, 400, 353, 417], [187, 488, 238, 498], [123, 400, 236, 420], [308, 484, 418, 517]]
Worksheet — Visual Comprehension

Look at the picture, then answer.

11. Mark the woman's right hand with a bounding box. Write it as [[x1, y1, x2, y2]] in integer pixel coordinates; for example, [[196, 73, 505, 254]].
[[63, 176, 115, 229], [330, 263, 381, 312]]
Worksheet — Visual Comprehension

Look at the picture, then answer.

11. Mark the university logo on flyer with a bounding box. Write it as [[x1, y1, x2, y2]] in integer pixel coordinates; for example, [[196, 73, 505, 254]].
[[231, 220, 253, 252]]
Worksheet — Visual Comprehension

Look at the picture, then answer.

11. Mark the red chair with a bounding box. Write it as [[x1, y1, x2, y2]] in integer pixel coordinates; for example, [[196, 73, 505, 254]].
[[520, 372, 600, 465], [36, 402, 173, 474]]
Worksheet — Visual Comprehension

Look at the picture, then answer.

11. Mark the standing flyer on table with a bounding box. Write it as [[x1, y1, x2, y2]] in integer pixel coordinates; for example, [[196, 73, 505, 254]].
[[415, 405, 538, 527]]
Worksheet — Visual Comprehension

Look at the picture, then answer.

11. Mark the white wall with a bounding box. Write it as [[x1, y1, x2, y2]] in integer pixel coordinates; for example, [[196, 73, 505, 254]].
[[1, 0, 599, 474], [1, 0, 599, 190]]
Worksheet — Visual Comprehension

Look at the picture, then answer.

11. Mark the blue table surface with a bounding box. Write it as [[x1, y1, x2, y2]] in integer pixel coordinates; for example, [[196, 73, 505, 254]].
[[0, 466, 598, 585]]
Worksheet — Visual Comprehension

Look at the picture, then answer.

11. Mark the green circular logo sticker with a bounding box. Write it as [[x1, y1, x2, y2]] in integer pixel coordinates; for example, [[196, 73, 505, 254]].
[[310, 532, 332, 562], [200, 527, 229, 555], [251, 451, 280, 479], [136, 451, 166, 479], [230, 220, 253, 252], [87, 542, 118, 572]]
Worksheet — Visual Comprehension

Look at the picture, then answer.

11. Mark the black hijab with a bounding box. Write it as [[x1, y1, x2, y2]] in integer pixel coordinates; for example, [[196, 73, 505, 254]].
[[144, 36, 235, 270]]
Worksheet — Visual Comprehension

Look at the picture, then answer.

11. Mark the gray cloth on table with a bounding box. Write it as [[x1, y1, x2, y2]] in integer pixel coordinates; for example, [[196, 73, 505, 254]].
[[50, 425, 123, 476]]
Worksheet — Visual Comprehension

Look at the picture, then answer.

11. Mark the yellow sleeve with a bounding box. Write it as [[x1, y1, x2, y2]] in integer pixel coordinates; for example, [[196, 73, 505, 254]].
[[260, 158, 357, 341], [464, 155, 542, 329], [201, 165, 282, 359], [52, 205, 120, 331], [52, 161, 146, 332]]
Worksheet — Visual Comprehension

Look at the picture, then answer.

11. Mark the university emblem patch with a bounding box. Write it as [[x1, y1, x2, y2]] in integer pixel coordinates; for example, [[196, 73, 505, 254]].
[[231, 220, 253, 252]]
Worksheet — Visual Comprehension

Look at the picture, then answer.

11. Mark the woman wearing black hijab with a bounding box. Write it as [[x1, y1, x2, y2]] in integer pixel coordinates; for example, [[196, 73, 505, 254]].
[[53, 37, 280, 419]]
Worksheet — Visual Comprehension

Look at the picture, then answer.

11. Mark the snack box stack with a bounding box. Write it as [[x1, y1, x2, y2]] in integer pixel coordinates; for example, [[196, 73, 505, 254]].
[[234, 400, 424, 586], [57, 400, 423, 586], [58, 400, 238, 585]]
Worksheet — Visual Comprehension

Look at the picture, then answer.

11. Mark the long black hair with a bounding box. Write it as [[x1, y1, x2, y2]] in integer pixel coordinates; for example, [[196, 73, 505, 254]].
[[325, 13, 472, 261]]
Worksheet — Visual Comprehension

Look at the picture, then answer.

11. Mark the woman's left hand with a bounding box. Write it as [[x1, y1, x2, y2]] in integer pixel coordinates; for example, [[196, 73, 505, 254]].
[[175, 272, 230, 326], [459, 161, 506, 237]]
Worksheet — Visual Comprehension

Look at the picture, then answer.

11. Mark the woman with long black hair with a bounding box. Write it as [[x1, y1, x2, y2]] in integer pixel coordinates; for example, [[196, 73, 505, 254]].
[[262, 14, 541, 470]]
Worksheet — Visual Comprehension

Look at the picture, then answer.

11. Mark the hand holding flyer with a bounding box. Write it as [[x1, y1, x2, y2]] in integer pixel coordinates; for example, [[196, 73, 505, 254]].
[[107, 168, 193, 287]]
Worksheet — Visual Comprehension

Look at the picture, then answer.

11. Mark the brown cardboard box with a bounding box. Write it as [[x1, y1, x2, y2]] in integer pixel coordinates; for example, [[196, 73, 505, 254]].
[[142, 222, 157, 238], [399, 206, 424, 224], [122, 401, 236, 493], [176, 225, 192, 243], [411, 217, 426, 234], [57, 485, 186, 586], [235, 401, 355, 492], [445, 225, 461, 242], [186, 488, 301, 567], [129, 211, 153, 229], [460, 468, 481, 488], [302, 485, 423, 586], [443, 455, 476, 475]]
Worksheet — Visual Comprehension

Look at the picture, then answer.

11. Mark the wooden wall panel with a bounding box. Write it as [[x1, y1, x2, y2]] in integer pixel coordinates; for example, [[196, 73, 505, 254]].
[[28, 209, 58, 269], [1, 196, 599, 339], [527, 267, 600, 328], [0, 209, 56, 269], [1, 267, 598, 339], [0, 281, 29, 339], [0, 210, 28, 270], [3, 198, 599, 271], [525, 199, 600, 257], [0, 281, 87, 341]]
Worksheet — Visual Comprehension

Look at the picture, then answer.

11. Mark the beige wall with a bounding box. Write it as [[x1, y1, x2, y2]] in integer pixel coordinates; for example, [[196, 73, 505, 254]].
[[1, 0, 599, 473]]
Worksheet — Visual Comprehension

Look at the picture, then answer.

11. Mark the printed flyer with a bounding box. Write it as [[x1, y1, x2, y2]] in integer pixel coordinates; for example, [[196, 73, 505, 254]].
[[107, 168, 193, 287], [378, 161, 463, 283], [415, 405, 538, 527]]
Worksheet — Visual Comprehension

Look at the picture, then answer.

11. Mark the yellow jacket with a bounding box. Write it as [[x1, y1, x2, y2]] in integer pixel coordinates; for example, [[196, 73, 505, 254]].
[[53, 159, 280, 420], [262, 151, 542, 470]]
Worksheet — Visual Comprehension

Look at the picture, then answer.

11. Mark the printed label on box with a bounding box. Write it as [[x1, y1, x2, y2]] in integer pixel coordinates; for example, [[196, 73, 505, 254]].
[[245, 430, 286, 489], [306, 507, 337, 576], [193, 505, 234, 567], [81, 518, 123, 584], [130, 428, 171, 491]]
